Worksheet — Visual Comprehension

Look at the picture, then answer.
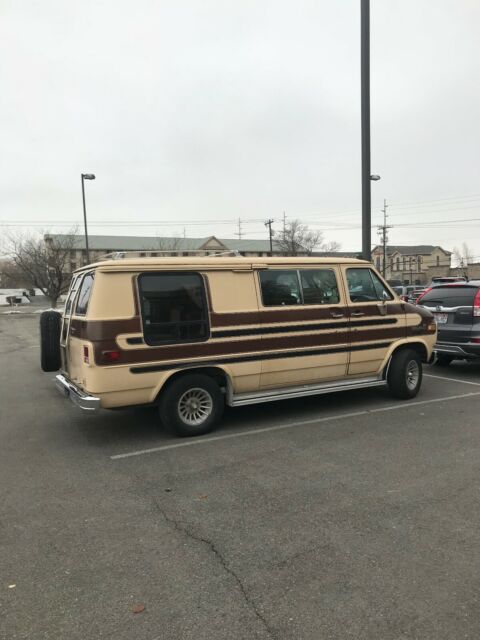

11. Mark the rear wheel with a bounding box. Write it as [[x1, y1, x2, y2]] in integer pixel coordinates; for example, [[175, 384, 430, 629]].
[[434, 354, 454, 367], [159, 374, 224, 437], [387, 348, 422, 399], [40, 310, 62, 372]]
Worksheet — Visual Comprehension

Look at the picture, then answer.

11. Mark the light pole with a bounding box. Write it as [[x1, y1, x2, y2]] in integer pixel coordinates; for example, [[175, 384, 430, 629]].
[[81, 173, 95, 263], [360, 0, 381, 262]]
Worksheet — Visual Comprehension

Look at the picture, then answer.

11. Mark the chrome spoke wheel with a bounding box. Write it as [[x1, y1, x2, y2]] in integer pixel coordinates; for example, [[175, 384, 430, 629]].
[[406, 360, 420, 390], [178, 387, 213, 426]]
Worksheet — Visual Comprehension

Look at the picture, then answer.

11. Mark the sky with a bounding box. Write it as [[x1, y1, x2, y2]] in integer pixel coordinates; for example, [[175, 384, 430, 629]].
[[1, 0, 480, 258]]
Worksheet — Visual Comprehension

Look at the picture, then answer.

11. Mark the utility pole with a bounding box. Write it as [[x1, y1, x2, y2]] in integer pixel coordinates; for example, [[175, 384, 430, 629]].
[[235, 218, 243, 240], [265, 219, 274, 255], [377, 199, 391, 277]]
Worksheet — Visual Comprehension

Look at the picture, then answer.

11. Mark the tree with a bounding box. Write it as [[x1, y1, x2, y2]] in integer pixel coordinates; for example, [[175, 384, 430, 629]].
[[1, 230, 79, 307], [154, 235, 182, 253], [453, 242, 474, 268], [274, 219, 340, 256]]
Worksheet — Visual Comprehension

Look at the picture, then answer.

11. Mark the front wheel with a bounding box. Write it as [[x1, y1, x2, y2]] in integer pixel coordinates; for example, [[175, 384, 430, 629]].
[[387, 349, 422, 399], [159, 374, 224, 437]]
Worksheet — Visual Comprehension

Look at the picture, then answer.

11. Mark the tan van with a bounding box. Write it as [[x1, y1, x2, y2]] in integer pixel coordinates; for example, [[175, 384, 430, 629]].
[[40, 256, 437, 436]]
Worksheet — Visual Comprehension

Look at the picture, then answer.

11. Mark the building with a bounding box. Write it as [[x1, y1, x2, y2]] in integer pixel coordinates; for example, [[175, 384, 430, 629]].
[[371, 245, 452, 284], [44, 234, 310, 272]]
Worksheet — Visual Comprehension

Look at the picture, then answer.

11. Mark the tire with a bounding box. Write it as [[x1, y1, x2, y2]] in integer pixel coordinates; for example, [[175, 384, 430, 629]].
[[159, 374, 224, 437], [40, 310, 62, 372], [387, 348, 422, 399], [434, 354, 454, 367]]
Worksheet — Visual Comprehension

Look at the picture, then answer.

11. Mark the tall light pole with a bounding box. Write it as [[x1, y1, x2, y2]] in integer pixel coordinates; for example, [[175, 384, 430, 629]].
[[361, 1, 381, 262], [81, 173, 95, 264]]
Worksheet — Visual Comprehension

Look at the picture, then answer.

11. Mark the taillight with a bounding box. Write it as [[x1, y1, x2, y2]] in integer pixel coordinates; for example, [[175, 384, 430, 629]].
[[102, 350, 121, 363], [416, 287, 432, 304], [83, 345, 90, 364], [474, 289, 480, 317]]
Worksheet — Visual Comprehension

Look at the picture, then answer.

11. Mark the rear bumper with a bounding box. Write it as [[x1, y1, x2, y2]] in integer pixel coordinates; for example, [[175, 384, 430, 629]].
[[435, 342, 480, 359], [55, 374, 101, 412]]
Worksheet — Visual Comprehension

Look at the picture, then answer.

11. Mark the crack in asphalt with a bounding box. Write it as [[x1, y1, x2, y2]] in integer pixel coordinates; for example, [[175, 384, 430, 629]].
[[152, 497, 276, 639]]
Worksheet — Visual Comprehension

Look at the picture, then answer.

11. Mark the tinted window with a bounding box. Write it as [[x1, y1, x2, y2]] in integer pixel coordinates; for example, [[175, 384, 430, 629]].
[[419, 286, 477, 307], [65, 275, 81, 316], [259, 270, 302, 306], [138, 272, 208, 345], [75, 274, 94, 315], [347, 268, 393, 303], [300, 269, 340, 304]]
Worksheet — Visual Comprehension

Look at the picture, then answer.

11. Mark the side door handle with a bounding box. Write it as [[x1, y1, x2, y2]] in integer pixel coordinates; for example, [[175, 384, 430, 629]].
[[351, 311, 365, 317], [330, 312, 344, 319]]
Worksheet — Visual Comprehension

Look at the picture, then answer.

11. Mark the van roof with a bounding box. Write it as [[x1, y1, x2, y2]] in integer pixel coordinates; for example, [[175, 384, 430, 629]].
[[74, 256, 370, 273]]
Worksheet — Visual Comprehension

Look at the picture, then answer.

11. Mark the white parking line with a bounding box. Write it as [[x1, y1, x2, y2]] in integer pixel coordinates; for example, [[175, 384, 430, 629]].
[[424, 373, 480, 386], [110, 391, 480, 460]]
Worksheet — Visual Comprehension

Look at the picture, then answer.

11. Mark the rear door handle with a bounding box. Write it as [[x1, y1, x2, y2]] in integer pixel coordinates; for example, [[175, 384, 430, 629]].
[[351, 312, 365, 317], [330, 312, 344, 318]]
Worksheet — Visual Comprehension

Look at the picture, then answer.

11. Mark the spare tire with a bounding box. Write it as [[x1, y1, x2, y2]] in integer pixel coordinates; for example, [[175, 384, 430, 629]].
[[40, 310, 62, 372]]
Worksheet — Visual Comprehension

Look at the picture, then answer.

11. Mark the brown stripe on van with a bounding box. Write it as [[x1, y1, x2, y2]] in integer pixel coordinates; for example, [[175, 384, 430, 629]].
[[210, 303, 404, 328], [91, 325, 405, 366], [71, 317, 142, 341]]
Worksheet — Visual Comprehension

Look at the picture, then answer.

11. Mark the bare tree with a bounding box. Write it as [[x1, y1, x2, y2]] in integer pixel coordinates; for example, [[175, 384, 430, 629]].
[[275, 219, 340, 256], [154, 235, 182, 253], [453, 242, 474, 268], [1, 230, 79, 307]]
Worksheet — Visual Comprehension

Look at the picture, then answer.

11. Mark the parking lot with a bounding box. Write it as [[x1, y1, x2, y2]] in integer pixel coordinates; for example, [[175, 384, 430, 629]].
[[2, 313, 480, 640]]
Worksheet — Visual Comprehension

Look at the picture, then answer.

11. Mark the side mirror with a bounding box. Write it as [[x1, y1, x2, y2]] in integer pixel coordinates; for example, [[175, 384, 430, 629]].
[[382, 290, 390, 302]]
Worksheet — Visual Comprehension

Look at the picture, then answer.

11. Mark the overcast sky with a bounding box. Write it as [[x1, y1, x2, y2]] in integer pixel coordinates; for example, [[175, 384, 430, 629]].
[[2, 0, 480, 257]]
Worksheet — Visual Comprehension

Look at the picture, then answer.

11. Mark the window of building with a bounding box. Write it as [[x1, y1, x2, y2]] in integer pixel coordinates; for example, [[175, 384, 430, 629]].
[[138, 272, 208, 345], [436, 255, 440, 266], [139, 252, 146, 257], [346, 268, 393, 303], [151, 252, 158, 257], [75, 273, 95, 316], [403, 257, 406, 270], [376, 257, 381, 269], [396, 257, 400, 270], [70, 262, 76, 272], [418, 256, 422, 270]]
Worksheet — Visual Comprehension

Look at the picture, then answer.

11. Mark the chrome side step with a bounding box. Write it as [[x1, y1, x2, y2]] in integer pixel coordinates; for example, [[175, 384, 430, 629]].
[[230, 376, 386, 407]]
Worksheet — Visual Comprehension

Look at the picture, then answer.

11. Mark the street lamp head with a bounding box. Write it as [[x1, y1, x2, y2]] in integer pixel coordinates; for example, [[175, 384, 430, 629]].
[[82, 173, 96, 180], [370, 174, 381, 181]]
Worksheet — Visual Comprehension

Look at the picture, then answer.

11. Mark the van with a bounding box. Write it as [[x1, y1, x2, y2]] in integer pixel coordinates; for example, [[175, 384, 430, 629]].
[[40, 256, 437, 436]]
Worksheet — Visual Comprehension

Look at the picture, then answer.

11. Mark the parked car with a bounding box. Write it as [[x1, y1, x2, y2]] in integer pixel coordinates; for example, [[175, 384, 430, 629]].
[[40, 256, 436, 436], [416, 281, 480, 365], [408, 288, 428, 304]]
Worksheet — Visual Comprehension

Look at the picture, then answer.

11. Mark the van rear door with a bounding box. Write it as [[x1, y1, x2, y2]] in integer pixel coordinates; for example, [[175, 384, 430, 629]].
[[60, 274, 81, 373]]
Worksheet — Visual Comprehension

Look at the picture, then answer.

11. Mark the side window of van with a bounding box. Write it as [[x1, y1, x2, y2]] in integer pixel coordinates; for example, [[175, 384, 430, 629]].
[[75, 274, 95, 316], [300, 269, 340, 305], [138, 272, 208, 345], [259, 270, 302, 306], [347, 268, 393, 303]]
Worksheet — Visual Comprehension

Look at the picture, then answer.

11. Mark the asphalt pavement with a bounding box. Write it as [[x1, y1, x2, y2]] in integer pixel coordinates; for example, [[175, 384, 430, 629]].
[[2, 314, 480, 640]]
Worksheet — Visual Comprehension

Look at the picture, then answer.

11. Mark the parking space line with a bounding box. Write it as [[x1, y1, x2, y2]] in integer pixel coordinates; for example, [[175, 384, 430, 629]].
[[424, 373, 480, 386], [110, 391, 480, 460]]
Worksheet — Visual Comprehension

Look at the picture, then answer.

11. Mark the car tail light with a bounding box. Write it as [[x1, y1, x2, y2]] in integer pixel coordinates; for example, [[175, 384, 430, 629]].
[[474, 289, 480, 317], [415, 287, 432, 304], [83, 345, 90, 364], [102, 350, 121, 363], [471, 337, 480, 344]]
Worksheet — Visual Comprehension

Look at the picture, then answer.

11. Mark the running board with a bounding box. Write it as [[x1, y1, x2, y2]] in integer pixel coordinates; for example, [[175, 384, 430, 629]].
[[230, 377, 387, 407]]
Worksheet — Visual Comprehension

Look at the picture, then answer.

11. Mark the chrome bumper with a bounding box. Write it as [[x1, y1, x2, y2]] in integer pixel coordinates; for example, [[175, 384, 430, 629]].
[[55, 374, 101, 412]]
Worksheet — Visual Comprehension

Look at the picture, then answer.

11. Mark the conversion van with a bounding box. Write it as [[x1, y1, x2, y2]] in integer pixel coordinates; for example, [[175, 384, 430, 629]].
[[40, 256, 437, 436]]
